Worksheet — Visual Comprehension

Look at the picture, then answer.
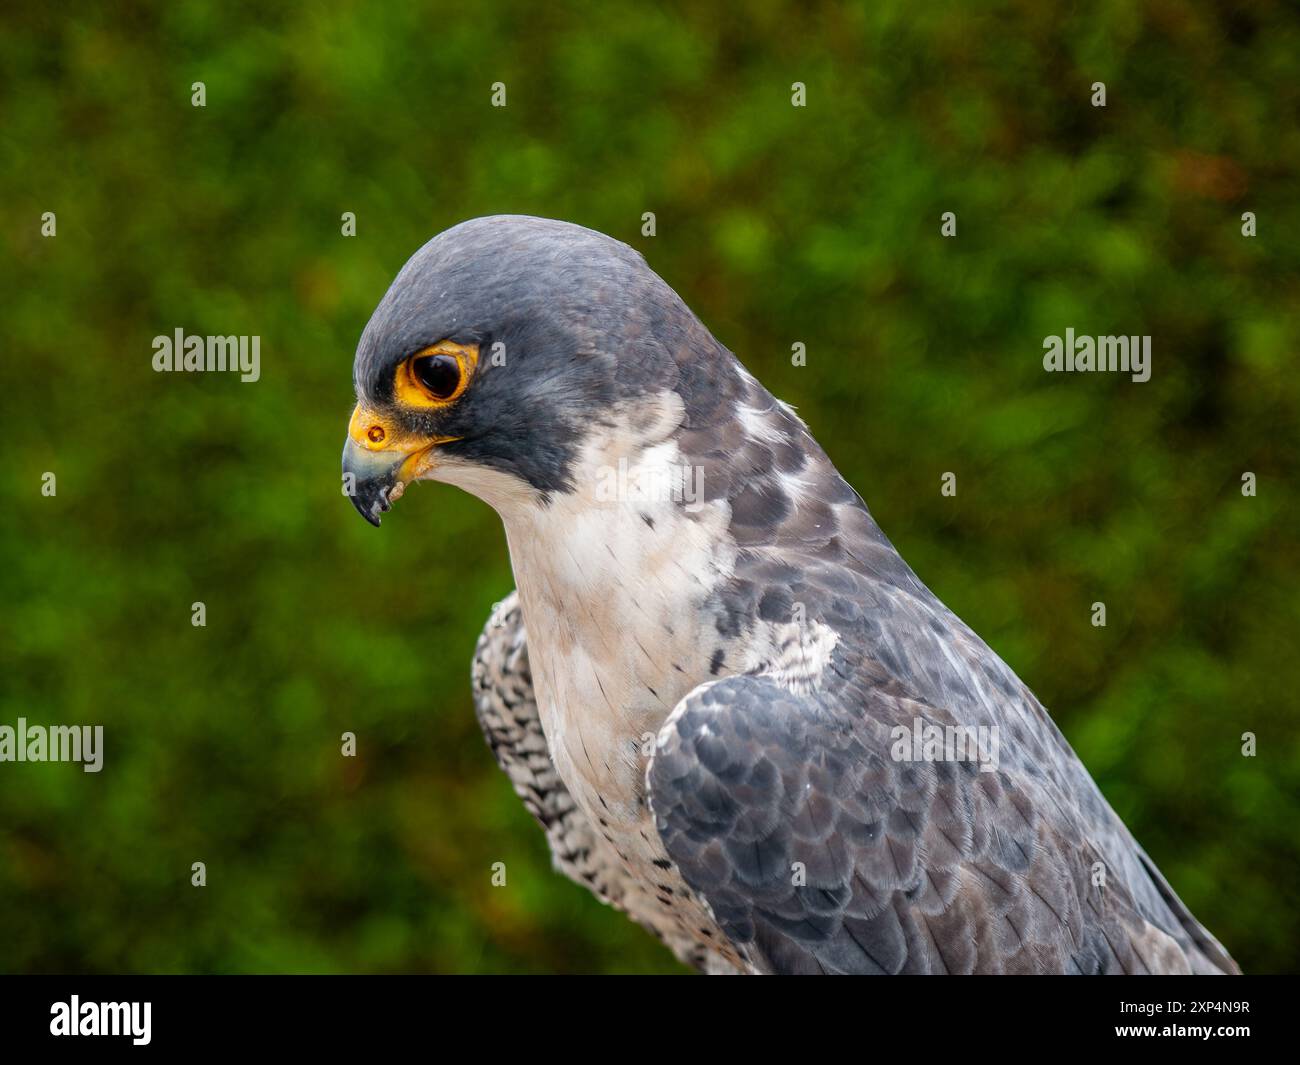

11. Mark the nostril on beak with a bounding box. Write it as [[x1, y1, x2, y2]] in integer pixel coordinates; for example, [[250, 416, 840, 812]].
[[367, 425, 386, 444]]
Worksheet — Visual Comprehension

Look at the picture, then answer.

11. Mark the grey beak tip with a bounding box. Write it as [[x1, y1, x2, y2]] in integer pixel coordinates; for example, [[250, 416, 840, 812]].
[[347, 480, 391, 527], [343, 437, 401, 528]]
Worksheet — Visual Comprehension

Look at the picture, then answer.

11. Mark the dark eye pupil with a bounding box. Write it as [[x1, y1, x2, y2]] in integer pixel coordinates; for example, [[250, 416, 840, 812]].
[[413, 354, 461, 399]]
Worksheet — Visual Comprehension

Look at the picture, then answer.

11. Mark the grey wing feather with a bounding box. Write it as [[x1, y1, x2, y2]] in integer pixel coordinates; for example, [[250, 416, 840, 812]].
[[649, 673, 1236, 975]]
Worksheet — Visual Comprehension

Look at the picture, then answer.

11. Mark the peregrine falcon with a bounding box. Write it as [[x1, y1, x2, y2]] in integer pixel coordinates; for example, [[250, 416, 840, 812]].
[[341, 215, 1238, 975]]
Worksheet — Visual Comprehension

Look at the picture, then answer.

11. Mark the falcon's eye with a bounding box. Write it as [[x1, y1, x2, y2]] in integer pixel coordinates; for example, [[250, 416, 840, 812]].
[[411, 354, 461, 399], [395, 341, 478, 409]]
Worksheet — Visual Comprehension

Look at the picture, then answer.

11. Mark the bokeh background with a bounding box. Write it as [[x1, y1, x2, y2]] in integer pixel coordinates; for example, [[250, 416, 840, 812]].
[[1, 1, 1297, 974]]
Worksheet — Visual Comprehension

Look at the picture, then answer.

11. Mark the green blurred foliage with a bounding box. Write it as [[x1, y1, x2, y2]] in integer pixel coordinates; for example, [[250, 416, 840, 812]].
[[1, 0, 1297, 974]]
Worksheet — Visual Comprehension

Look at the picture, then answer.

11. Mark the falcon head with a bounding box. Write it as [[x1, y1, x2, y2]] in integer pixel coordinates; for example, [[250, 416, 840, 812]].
[[342, 214, 731, 526]]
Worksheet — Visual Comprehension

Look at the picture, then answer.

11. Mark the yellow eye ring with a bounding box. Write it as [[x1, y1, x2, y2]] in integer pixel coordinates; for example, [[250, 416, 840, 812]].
[[395, 341, 478, 408]]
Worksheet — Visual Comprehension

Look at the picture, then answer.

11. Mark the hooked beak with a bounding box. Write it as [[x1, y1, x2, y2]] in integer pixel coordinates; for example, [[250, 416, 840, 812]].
[[342, 404, 452, 527], [342, 436, 407, 526]]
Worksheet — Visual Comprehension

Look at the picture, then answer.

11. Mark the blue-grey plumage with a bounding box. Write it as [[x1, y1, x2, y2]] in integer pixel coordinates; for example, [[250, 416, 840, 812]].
[[346, 215, 1238, 975]]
